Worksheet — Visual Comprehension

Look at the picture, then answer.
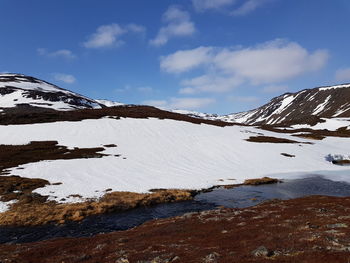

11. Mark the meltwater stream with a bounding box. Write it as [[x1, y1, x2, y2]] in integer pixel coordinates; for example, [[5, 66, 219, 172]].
[[1, 176, 350, 244]]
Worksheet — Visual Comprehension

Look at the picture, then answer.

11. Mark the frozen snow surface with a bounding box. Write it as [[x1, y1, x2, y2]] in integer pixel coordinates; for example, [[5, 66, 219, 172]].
[[0, 200, 17, 213], [1, 117, 350, 204], [291, 118, 350, 131]]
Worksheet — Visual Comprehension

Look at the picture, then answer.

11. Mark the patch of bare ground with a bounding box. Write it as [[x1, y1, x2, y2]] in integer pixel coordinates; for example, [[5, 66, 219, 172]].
[[243, 177, 280, 185], [260, 125, 350, 139], [0, 189, 195, 226], [281, 153, 295, 158], [0, 141, 108, 206], [0, 105, 235, 127], [217, 177, 280, 189], [2, 196, 350, 262], [332, 159, 350, 166], [0, 141, 106, 175], [293, 133, 326, 140], [246, 135, 306, 144]]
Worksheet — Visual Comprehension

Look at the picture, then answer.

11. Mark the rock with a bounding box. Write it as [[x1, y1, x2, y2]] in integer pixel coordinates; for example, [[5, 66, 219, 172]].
[[203, 252, 220, 262], [116, 258, 129, 263], [251, 246, 273, 257]]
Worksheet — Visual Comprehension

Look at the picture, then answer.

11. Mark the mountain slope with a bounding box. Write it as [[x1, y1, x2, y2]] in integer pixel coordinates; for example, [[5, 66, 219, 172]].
[[177, 84, 350, 126], [223, 84, 350, 125], [0, 74, 105, 111]]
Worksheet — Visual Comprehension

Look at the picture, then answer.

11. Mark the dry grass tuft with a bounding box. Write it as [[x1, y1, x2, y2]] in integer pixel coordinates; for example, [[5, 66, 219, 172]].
[[0, 189, 194, 226], [243, 177, 280, 186]]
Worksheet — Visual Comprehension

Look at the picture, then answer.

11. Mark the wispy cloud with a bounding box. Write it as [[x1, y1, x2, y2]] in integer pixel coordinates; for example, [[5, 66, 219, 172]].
[[192, 0, 237, 12], [150, 6, 196, 47], [231, 0, 272, 16], [335, 68, 350, 82], [143, 97, 215, 110], [115, 84, 154, 93], [37, 48, 76, 59], [53, 73, 76, 84], [192, 0, 273, 16], [84, 23, 146, 49], [160, 46, 213, 73], [180, 75, 243, 94], [160, 39, 329, 94]]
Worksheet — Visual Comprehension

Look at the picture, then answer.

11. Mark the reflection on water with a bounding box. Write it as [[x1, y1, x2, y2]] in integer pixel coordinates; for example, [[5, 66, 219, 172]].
[[1, 176, 350, 244]]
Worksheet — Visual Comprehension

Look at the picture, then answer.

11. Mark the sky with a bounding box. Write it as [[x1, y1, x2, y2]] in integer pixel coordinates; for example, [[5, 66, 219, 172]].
[[1, 0, 350, 114]]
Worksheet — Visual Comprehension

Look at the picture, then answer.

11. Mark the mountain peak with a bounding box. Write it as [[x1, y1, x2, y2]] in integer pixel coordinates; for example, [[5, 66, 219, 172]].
[[0, 73, 103, 111]]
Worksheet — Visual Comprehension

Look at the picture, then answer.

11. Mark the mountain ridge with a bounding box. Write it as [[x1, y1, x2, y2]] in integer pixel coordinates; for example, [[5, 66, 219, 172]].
[[0, 73, 121, 111], [177, 83, 350, 126]]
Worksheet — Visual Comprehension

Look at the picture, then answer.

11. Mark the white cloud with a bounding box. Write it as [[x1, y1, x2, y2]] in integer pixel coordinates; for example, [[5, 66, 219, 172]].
[[143, 97, 215, 110], [126, 24, 146, 34], [150, 6, 196, 47], [53, 73, 76, 84], [262, 85, 288, 93], [335, 68, 350, 82], [214, 40, 329, 85], [180, 74, 243, 94], [231, 0, 271, 16], [37, 48, 76, 59], [192, 0, 271, 15], [192, 0, 236, 12], [160, 39, 328, 94], [160, 46, 213, 73], [84, 23, 145, 49]]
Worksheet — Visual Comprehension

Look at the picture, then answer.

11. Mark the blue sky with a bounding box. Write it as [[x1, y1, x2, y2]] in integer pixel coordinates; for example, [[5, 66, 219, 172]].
[[2, 0, 350, 114]]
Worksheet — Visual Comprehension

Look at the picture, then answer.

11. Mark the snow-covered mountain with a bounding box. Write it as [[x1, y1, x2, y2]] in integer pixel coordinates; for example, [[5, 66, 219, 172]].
[[0, 74, 122, 111], [178, 84, 350, 126]]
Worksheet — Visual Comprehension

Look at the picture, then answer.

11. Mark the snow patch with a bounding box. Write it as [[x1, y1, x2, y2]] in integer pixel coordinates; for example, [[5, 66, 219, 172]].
[[0, 118, 350, 204]]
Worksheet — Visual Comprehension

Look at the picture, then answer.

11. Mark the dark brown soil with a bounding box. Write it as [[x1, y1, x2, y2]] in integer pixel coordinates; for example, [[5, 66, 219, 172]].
[[0, 141, 108, 205], [0, 105, 235, 127], [1, 195, 350, 263], [293, 133, 326, 140], [332, 159, 350, 165], [260, 125, 350, 139], [0, 141, 106, 175], [281, 153, 296, 158], [246, 135, 305, 143], [0, 176, 49, 202]]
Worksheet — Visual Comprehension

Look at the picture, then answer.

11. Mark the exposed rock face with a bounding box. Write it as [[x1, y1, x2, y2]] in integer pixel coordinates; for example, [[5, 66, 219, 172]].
[[0, 74, 103, 110]]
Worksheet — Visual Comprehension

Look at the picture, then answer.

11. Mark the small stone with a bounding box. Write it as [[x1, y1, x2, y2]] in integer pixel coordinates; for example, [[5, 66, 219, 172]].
[[203, 252, 220, 262], [251, 246, 273, 257], [116, 258, 129, 263]]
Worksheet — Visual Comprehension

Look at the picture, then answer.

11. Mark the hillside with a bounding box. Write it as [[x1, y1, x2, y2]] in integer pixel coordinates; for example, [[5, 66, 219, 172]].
[[0, 74, 121, 111], [178, 84, 350, 126]]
